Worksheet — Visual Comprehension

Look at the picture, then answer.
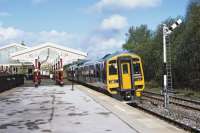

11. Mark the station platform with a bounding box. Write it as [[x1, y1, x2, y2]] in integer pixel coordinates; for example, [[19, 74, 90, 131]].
[[0, 85, 185, 133]]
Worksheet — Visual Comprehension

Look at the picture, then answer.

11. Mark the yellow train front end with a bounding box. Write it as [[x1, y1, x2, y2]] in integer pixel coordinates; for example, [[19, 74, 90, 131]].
[[106, 53, 145, 100], [133, 58, 145, 97]]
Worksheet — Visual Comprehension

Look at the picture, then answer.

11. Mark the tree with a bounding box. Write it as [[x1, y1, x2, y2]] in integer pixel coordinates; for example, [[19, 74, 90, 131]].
[[123, 25, 157, 81], [123, 0, 200, 90], [123, 18, 184, 83], [123, 25, 152, 51], [174, 0, 200, 89]]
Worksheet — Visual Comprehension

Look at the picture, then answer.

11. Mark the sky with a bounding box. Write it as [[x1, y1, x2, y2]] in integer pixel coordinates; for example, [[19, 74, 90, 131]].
[[0, 0, 189, 59]]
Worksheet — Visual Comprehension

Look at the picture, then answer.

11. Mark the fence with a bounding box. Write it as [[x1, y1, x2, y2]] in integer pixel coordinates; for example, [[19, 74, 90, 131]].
[[0, 74, 24, 93]]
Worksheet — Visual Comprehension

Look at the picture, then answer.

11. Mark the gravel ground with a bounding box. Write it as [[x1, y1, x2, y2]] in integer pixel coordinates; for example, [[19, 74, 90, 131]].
[[140, 98, 200, 130]]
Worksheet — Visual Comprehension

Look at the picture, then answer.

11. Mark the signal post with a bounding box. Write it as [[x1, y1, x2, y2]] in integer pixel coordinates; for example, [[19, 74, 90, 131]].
[[162, 19, 182, 109]]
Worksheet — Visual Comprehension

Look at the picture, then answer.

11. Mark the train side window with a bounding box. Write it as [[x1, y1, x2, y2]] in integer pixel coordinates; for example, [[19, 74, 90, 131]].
[[96, 64, 100, 80], [122, 64, 128, 74], [103, 67, 106, 83], [109, 64, 117, 75]]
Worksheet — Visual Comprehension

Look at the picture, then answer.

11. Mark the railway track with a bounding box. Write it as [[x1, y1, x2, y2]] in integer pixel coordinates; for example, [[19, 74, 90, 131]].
[[70, 80, 200, 132], [129, 103, 200, 133], [142, 91, 200, 112], [143, 91, 200, 104]]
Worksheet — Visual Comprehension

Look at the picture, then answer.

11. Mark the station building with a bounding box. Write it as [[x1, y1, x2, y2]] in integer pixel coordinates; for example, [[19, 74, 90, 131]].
[[0, 42, 87, 77], [0, 43, 30, 75]]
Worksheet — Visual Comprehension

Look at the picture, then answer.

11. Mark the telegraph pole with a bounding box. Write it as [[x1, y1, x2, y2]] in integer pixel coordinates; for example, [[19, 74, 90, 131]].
[[162, 19, 182, 109]]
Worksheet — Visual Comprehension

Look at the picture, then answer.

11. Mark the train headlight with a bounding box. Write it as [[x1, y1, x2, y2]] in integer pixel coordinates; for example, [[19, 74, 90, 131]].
[[109, 80, 118, 84], [136, 91, 141, 97], [134, 74, 142, 81]]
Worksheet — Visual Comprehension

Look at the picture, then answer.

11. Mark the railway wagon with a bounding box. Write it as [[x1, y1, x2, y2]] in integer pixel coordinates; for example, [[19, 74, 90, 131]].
[[66, 52, 145, 101]]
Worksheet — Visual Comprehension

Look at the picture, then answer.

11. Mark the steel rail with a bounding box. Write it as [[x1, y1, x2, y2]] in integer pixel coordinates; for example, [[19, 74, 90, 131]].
[[142, 92, 200, 112], [69, 79, 200, 132], [143, 91, 200, 105], [129, 104, 200, 133], [142, 94, 200, 112]]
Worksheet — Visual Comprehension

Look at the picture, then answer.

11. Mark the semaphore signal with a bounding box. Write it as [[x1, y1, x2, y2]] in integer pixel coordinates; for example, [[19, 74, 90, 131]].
[[166, 19, 182, 34], [162, 19, 182, 109]]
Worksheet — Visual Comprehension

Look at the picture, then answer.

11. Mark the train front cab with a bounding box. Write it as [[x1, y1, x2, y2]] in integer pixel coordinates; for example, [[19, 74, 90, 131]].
[[106, 53, 144, 100]]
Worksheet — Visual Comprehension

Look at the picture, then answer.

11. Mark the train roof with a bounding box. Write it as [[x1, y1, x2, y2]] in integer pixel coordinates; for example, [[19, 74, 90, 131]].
[[68, 51, 139, 68], [80, 60, 102, 67], [99, 51, 138, 61]]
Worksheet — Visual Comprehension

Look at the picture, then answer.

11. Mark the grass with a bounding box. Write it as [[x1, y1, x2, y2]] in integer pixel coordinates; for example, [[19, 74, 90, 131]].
[[144, 81, 200, 101], [175, 88, 200, 100]]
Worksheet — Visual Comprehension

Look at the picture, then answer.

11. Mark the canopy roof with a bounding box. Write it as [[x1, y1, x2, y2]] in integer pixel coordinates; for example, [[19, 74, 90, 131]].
[[11, 42, 87, 65], [0, 43, 29, 64], [0, 43, 29, 51]]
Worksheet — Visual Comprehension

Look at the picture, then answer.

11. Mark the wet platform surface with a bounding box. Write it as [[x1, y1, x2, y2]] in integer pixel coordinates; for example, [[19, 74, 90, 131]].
[[0, 85, 136, 133]]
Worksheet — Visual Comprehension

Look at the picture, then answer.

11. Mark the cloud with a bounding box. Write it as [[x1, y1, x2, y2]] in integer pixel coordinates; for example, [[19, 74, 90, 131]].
[[100, 14, 128, 31], [0, 25, 79, 49], [85, 35, 125, 59], [94, 14, 128, 38], [90, 0, 161, 12], [0, 12, 11, 17], [84, 14, 128, 59], [37, 30, 76, 44], [0, 13, 128, 60], [0, 26, 24, 41]]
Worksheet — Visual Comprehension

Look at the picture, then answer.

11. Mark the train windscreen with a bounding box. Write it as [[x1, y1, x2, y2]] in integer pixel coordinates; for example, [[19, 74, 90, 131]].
[[133, 63, 141, 74], [109, 60, 117, 75]]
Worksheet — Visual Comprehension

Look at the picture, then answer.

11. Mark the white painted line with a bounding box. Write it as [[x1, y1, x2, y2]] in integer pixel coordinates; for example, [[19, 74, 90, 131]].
[[114, 105, 126, 112], [87, 89, 93, 93], [98, 96, 105, 100], [121, 101, 133, 104]]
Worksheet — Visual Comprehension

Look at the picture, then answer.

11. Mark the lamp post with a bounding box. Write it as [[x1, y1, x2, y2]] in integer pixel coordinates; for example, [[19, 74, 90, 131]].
[[163, 19, 182, 109], [71, 66, 74, 91]]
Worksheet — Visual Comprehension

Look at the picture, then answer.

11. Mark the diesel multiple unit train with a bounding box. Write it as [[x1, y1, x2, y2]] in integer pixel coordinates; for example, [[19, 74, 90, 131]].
[[66, 52, 145, 101]]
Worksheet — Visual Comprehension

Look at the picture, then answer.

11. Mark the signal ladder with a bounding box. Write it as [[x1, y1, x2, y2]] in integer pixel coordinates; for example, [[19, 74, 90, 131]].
[[165, 35, 174, 94]]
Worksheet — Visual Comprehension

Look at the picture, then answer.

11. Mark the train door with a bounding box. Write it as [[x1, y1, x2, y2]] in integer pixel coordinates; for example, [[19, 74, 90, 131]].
[[121, 62, 132, 89]]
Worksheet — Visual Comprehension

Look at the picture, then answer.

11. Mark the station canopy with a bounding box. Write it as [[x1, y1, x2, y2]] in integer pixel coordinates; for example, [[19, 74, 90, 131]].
[[11, 42, 87, 65], [0, 43, 29, 65]]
